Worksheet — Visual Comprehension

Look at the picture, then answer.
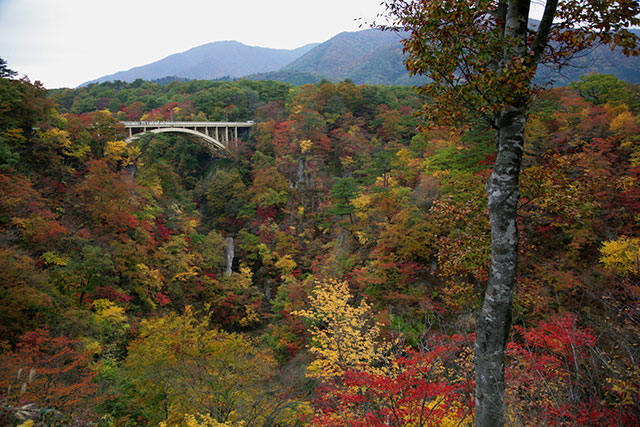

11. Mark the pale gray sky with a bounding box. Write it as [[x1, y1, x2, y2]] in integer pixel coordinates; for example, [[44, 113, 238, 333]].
[[0, 0, 386, 88]]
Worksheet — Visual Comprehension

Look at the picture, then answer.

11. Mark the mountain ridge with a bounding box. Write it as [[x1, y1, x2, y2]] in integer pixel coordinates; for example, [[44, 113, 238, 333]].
[[83, 28, 640, 87], [81, 41, 319, 86]]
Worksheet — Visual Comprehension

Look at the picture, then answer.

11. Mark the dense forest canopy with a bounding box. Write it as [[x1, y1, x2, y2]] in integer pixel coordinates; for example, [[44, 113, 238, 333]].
[[1, 55, 640, 426]]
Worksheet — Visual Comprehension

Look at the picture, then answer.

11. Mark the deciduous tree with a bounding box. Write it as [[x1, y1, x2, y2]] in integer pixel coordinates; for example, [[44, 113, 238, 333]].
[[293, 279, 390, 379], [379, 1, 640, 424], [125, 307, 291, 425], [0, 330, 100, 425]]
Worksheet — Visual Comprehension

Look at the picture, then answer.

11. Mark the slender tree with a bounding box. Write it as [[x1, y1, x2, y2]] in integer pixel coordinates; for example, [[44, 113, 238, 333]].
[[378, 1, 640, 425], [0, 57, 17, 78]]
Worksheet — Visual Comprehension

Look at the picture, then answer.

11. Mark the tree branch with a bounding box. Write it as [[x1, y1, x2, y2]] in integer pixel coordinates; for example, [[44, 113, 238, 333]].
[[530, 0, 560, 67]]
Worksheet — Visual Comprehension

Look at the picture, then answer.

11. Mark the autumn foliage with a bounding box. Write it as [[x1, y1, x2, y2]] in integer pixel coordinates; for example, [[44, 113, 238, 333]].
[[1, 64, 639, 425], [0, 330, 100, 425]]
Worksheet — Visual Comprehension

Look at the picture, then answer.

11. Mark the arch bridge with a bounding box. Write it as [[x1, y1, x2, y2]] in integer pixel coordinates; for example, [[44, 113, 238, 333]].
[[122, 121, 255, 157]]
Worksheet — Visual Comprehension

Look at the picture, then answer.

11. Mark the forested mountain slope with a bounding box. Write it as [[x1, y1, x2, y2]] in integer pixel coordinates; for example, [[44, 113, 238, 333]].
[[280, 29, 423, 85], [1, 67, 640, 425]]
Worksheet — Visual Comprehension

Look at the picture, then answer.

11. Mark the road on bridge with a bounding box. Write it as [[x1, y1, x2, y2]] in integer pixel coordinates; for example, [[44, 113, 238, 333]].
[[121, 120, 255, 157]]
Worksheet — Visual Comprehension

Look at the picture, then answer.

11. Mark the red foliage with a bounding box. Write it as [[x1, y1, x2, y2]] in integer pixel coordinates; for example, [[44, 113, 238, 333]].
[[0, 330, 101, 423], [478, 152, 497, 166], [0, 173, 68, 250], [154, 215, 172, 243], [272, 121, 296, 155], [155, 291, 171, 306], [257, 205, 278, 221], [122, 101, 145, 120], [71, 159, 142, 235], [313, 334, 474, 426], [88, 285, 135, 304], [506, 315, 639, 426]]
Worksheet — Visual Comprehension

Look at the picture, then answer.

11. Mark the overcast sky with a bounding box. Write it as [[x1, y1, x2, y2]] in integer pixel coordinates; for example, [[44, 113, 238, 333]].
[[0, 0, 386, 88]]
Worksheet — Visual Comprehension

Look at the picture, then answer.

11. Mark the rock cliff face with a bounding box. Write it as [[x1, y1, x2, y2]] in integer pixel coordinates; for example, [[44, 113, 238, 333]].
[[225, 237, 234, 277]]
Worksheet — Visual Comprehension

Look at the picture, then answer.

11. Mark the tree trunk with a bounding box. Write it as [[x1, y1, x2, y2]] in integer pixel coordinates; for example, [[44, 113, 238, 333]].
[[475, 105, 526, 426]]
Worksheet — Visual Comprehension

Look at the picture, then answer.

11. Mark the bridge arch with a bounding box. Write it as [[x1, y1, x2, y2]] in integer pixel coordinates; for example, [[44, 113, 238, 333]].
[[125, 127, 232, 157]]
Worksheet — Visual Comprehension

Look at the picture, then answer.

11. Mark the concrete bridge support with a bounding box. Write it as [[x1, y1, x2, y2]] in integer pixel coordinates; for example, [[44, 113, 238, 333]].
[[121, 121, 254, 157]]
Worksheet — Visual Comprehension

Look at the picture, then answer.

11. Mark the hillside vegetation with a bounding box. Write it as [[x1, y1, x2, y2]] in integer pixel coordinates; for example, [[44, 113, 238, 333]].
[[1, 67, 640, 425]]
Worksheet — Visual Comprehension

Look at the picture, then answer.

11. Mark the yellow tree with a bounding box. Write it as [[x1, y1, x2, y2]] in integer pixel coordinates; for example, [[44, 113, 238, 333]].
[[601, 237, 640, 276], [126, 307, 297, 425], [293, 279, 391, 380]]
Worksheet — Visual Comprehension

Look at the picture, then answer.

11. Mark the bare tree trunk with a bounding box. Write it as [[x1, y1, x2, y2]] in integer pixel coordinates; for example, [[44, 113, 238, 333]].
[[475, 105, 526, 426], [474, 0, 534, 423]]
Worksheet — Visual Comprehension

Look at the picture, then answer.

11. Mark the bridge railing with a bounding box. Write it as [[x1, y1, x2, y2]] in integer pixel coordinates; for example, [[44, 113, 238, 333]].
[[121, 121, 255, 127]]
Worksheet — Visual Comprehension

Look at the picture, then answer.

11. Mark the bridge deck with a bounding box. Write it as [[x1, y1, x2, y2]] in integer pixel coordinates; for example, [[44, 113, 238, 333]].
[[121, 121, 255, 157], [121, 121, 254, 128]]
